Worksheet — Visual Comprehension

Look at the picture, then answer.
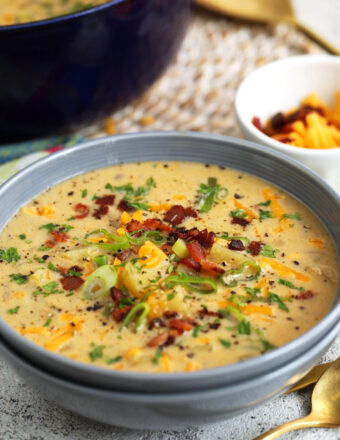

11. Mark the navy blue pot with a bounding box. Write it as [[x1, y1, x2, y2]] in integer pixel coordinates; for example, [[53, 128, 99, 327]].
[[0, 0, 192, 141]]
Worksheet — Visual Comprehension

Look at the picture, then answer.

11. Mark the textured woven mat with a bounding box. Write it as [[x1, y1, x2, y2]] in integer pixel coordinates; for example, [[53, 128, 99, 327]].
[[86, 8, 325, 139]]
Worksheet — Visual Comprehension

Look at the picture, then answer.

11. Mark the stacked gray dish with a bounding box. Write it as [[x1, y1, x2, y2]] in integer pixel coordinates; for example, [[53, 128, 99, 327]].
[[0, 132, 339, 429]]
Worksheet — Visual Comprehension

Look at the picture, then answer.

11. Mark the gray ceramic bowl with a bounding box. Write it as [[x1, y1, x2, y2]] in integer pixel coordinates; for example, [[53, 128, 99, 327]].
[[0, 132, 339, 400], [0, 320, 339, 429]]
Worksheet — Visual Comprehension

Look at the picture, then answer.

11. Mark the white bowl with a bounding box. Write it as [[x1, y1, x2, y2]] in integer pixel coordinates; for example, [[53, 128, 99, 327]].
[[235, 55, 340, 193]]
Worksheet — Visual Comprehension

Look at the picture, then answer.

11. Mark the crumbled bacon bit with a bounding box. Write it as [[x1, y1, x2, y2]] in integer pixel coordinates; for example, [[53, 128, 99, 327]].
[[248, 240, 262, 256], [118, 248, 137, 261], [44, 240, 55, 249], [110, 287, 126, 305], [93, 205, 109, 219], [200, 261, 225, 274], [112, 305, 132, 323], [294, 290, 315, 300], [163, 205, 197, 226], [180, 258, 202, 272], [195, 229, 216, 249], [117, 199, 134, 212], [143, 218, 173, 233], [126, 219, 143, 232], [147, 331, 172, 348], [199, 307, 223, 318], [163, 311, 179, 319], [169, 318, 193, 334], [187, 241, 206, 262], [164, 205, 187, 225], [74, 203, 90, 219], [231, 217, 250, 227], [161, 243, 173, 256], [185, 207, 198, 218], [95, 195, 115, 206], [228, 239, 245, 251], [51, 230, 69, 242], [60, 276, 84, 291], [252, 116, 264, 132]]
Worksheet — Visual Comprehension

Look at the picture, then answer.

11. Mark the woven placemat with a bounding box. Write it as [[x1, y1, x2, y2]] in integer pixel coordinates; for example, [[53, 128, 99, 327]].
[[85, 8, 325, 139]]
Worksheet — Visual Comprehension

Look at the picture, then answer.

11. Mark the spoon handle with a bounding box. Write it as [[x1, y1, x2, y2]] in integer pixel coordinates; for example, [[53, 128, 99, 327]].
[[252, 415, 336, 440]]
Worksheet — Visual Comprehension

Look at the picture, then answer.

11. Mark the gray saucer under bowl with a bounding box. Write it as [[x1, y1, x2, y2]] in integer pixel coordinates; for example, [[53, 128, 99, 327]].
[[0, 319, 339, 430]]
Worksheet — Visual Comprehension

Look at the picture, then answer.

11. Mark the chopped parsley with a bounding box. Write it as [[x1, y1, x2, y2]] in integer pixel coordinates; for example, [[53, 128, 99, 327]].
[[39, 223, 74, 233], [219, 338, 231, 348], [229, 208, 247, 218], [47, 261, 60, 273], [67, 269, 82, 277], [196, 177, 228, 213], [278, 279, 305, 292], [106, 355, 123, 365], [259, 210, 273, 222], [43, 317, 52, 327], [167, 292, 175, 301], [269, 292, 289, 312], [261, 245, 278, 258], [7, 306, 20, 315], [238, 319, 251, 335], [106, 177, 155, 211], [152, 347, 162, 365], [33, 281, 63, 297], [260, 339, 277, 352], [244, 287, 260, 297], [282, 213, 301, 221], [81, 189, 87, 198], [258, 200, 271, 207], [89, 343, 105, 362], [33, 255, 46, 264], [192, 324, 208, 338], [9, 273, 29, 285], [0, 247, 20, 263], [19, 234, 26, 240]]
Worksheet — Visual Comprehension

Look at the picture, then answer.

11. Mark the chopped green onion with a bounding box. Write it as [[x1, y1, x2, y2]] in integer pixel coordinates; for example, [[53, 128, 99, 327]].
[[220, 260, 261, 286], [165, 272, 218, 294], [172, 238, 189, 258], [94, 255, 109, 267], [120, 302, 150, 331], [278, 278, 305, 292], [260, 339, 277, 352], [238, 319, 251, 335], [218, 233, 250, 243], [244, 287, 260, 297], [82, 265, 118, 300]]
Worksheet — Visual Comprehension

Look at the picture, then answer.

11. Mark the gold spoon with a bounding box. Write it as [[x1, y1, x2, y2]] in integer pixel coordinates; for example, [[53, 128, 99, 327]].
[[253, 358, 340, 439], [196, 0, 340, 55], [285, 361, 332, 394]]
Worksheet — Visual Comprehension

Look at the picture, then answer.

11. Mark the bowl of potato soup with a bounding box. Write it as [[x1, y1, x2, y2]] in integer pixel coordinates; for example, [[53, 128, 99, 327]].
[[0, 0, 192, 141], [0, 132, 339, 426]]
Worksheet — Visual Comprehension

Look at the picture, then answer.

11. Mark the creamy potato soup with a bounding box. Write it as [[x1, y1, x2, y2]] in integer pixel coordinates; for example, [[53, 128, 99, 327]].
[[0, 0, 109, 26], [0, 162, 338, 373]]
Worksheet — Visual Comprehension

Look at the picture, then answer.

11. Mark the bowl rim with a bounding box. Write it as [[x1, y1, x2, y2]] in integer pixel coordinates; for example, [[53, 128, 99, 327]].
[[235, 54, 340, 157], [0, 0, 126, 32], [2, 319, 340, 401], [0, 131, 339, 387]]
